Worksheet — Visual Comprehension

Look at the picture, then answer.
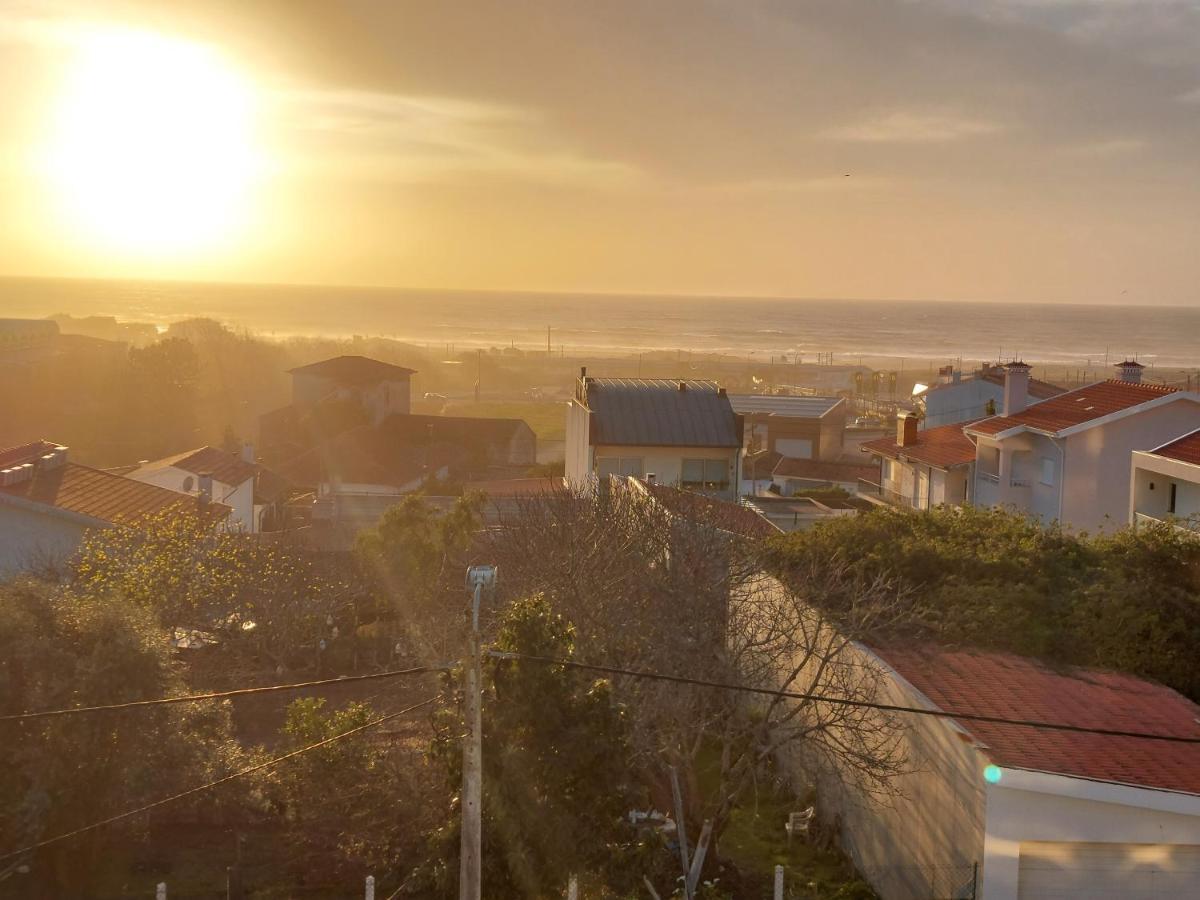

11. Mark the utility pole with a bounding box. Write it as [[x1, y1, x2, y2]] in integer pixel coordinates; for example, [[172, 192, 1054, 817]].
[[460, 565, 497, 900]]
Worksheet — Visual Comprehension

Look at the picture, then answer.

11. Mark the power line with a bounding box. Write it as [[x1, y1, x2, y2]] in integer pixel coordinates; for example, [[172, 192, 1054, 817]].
[[0, 665, 446, 723], [0, 696, 438, 864], [491, 651, 1200, 745]]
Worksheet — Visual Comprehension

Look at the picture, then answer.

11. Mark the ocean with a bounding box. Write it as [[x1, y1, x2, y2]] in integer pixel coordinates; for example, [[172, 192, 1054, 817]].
[[2, 276, 1198, 369]]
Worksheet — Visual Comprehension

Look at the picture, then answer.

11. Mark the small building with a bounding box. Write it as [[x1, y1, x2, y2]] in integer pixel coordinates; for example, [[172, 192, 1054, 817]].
[[818, 643, 1200, 900], [965, 361, 1200, 530], [728, 394, 847, 461], [287, 355, 416, 425], [915, 363, 1063, 429], [1130, 427, 1200, 531], [769, 457, 881, 496], [860, 414, 976, 510], [125, 445, 289, 533], [565, 370, 743, 499], [0, 441, 229, 574]]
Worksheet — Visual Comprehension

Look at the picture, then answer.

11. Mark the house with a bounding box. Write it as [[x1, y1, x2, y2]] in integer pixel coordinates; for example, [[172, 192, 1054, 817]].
[[379, 414, 536, 468], [1130, 427, 1200, 531], [276, 427, 456, 499], [914, 363, 1063, 429], [860, 414, 976, 510], [769, 457, 880, 496], [965, 361, 1200, 530], [125, 445, 289, 533], [565, 369, 744, 499], [0, 441, 229, 574], [728, 394, 847, 461], [813, 642, 1200, 900], [287, 355, 416, 425]]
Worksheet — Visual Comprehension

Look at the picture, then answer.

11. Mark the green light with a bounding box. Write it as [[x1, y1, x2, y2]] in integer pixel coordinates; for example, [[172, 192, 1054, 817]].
[[983, 765, 1002, 784]]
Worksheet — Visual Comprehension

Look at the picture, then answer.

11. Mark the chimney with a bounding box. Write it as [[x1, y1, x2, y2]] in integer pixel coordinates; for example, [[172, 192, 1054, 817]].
[[1002, 361, 1031, 416], [897, 411, 919, 447], [717, 386, 727, 396], [198, 472, 213, 504], [241, 442, 255, 464], [580, 366, 587, 379], [1115, 360, 1144, 384], [678, 381, 687, 392]]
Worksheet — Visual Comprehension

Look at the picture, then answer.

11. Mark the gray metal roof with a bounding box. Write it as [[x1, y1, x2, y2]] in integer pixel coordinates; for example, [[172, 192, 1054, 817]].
[[583, 378, 741, 448], [728, 394, 844, 418]]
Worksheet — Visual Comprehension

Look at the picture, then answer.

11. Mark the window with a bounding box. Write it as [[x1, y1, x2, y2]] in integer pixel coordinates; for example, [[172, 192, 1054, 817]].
[[681, 458, 728, 489], [882, 459, 893, 481], [1040, 457, 1055, 486], [596, 456, 643, 479], [1169, 482, 1178, 514]]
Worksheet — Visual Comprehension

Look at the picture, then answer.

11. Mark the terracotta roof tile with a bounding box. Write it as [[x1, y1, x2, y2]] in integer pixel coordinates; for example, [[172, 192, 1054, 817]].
[[875, 644, 1200, 795], [138, 446, 259, 486], [966, 380, 1180, 437], [1151, 428, 1200, 466], [861, 423, 976, 469], [0, 462, 230, 524]]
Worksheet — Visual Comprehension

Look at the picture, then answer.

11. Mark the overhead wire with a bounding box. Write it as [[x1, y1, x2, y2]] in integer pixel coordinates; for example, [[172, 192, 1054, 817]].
[[0, 695, 438, 863], [0, 664, 447, 723], [490, 651, 1200, 745]]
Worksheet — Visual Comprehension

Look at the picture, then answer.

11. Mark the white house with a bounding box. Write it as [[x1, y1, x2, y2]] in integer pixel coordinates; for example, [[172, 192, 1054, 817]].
[[288, 355, 416, 425], [808, 642, 1200, 900], [126, 445, 282, 533], [914, 364, 1063, 429], [565, 369, 743, 499], [860, 412, 976, 510], [0, 441, 229, 575], [1130, 428, 1200, 532], [965, 361, 1200, 531]]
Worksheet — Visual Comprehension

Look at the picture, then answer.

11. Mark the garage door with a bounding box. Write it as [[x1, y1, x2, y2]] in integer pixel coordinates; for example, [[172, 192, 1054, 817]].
[[1018, 841, 1200, 899]]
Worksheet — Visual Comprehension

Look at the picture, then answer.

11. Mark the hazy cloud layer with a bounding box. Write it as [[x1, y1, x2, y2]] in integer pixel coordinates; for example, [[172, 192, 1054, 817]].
[[2, 0, 1200, 302]]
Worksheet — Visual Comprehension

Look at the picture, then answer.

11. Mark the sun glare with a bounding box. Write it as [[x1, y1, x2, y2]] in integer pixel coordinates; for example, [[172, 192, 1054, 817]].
[[42, 28, 262, 258]]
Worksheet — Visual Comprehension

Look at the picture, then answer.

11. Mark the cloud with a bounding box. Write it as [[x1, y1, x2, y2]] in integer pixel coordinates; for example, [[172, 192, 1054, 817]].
[[1061, 137, 1148, 156], [820, 111, 1005, 144], [271, 86, 642, 188]]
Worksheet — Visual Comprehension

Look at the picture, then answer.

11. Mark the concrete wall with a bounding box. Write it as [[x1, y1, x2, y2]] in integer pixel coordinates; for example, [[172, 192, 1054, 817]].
[[590, 443, 739, 497], [0, 502, 91, 575], [783, 644, 988, 900], [924, 380, 1002, 429]]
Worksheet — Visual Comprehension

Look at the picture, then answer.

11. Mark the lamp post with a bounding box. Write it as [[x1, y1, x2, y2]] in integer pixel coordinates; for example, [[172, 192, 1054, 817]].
[[460, 565, 497, 900]]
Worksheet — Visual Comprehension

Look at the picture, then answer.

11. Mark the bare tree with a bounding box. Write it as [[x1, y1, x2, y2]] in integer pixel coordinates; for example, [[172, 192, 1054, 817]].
[[482, 479, 911, 855]]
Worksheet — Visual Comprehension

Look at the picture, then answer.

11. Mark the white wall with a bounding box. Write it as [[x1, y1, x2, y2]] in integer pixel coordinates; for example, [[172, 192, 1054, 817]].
[[1130, 453, 1200, 525], [0, 502, 91, 575], [130, 467, 256, 532], [981, 771, 1200, 900], [590, 443, 739, 497], [564, 400, 592, 490], [924, 380, 1003, 429]]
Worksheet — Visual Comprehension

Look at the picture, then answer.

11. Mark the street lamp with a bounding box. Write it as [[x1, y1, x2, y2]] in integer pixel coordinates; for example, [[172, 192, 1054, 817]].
[[460, 564, 498, 900]]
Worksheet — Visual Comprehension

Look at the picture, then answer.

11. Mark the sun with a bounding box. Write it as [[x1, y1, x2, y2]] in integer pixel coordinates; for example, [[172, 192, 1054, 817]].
[[42, 28, 263, 258]]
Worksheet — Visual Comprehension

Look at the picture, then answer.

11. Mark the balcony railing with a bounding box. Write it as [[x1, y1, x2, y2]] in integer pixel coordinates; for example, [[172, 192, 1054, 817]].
[[1135, 511, 1199, 534]]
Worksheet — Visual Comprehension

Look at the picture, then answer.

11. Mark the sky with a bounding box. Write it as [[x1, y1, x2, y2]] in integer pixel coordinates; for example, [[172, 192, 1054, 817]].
[[2, 0, 1200, 304]]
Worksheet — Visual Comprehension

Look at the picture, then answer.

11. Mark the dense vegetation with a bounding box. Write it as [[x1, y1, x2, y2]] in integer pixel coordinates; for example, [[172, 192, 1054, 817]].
[[762, 506, 1200, 700]]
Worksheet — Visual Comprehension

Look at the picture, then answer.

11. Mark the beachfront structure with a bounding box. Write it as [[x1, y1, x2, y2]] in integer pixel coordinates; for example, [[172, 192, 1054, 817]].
[[811, 642, 1200, 900], [914, 363, 1063, 429], [860, 413, 976, 510], [288, 355, 416, 425], [964, 361, 1200, 531], [0, 441, 229, 574], [565, 370, 743, 499], [1130, 428, 1200, 532], [727, 394, 846, 461]]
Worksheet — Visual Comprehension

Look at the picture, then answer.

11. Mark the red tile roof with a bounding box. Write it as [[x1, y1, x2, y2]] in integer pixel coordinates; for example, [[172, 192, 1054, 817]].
[[1151, 428, 1200, 466], [967, 380, 1181, 437], [139, 446, 258, 486], [772, 458, 880, 483], [288, 355, 416, 384], [0, 462, 230, 524], [860, 423, 976, 469], [875, 644, 1200, 795]]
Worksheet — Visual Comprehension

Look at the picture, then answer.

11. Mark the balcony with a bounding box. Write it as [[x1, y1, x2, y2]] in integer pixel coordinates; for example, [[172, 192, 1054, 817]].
[[1134, 511, 1200, 534]]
